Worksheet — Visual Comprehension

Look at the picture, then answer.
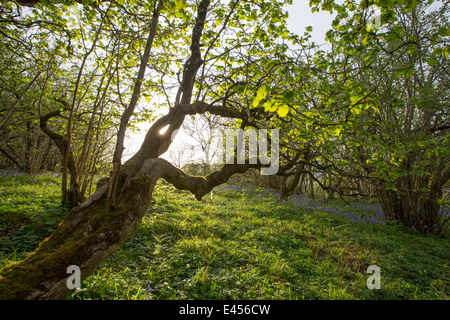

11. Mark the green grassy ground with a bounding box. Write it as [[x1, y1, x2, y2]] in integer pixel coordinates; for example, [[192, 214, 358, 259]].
[[1, 171, 449, 300]]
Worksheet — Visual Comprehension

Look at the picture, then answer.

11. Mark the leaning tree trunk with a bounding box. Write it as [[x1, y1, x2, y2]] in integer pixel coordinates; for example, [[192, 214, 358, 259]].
[[0, 153, 164, 299], [0, 0, 275, 299], [0, 174, 148, 299], [0, 153, 262, 299], [0, 0, 254, 299]]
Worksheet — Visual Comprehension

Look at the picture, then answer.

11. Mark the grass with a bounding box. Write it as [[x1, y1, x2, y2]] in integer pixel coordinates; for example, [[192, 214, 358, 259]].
[[0, 171, 65, 254], [1, 171, 449, 300]]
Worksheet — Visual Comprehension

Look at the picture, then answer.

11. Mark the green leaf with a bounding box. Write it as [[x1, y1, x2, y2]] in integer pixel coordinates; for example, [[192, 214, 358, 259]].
[[283, 90, 294, 103], [351, 105, 362, 115], [277, 104, 289, 117], [263, 100, 277, 113], [427, 57, 438, 66], [435, 147, 449, 157], [232, 85, 248, 94], [395, 70, 404, 78], [330, 127, 341, 137], [362, 36, 370, 45], [405, 68, 415, 79], [406, 46, 417, 55], [332, 18, 340, 29], [417, 140, 427, 147], [386, 184, 398, 192], [438, 27, 450, 37], [252, 85, 269, 108]]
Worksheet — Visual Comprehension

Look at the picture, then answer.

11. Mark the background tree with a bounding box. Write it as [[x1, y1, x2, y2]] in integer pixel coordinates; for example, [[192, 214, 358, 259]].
[[306, 0, 450, 234]]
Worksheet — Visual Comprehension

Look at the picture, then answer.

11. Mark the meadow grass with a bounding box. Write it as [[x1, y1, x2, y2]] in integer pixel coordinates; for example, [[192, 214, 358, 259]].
[[1, 172, 449, 300]]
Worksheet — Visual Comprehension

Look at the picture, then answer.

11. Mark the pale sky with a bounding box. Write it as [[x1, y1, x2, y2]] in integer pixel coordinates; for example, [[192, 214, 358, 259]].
[[286, 1, 336, 46]]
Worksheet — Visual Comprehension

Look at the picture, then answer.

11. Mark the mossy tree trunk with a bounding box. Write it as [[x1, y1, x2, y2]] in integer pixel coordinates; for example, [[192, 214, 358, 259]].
[[0, 154, 262, 299], [0, 175, 150, 299], [0, 0, 266, 299]]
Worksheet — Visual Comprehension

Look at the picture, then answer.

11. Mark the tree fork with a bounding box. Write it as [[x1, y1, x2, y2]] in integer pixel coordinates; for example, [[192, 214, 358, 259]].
[[40, 109, 82, 205]]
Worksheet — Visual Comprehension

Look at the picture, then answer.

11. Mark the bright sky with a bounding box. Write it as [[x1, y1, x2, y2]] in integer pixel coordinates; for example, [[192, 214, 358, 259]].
[[122, 2, 336, 163], [286, 1, 336, 46]]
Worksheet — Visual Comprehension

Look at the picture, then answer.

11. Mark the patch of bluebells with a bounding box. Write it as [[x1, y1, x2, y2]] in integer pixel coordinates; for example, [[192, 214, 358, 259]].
[[0, 169, 60, 185], [0, 171, 60, 204], [284, 193, 322, 213], [217, 183, 387, 226], [0, 169, 59, 177], [0, 169, 25, 177], [438, 205, 450, 217], [286, 193, 387, 226], [216, 183, 449, 232]]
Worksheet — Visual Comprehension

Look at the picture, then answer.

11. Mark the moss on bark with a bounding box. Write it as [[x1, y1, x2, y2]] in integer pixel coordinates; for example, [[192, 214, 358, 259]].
[[0, 172, 154, 299], [0, 156, 256, 299]]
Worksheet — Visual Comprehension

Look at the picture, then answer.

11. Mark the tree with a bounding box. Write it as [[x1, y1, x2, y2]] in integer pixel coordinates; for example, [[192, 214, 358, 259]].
[[1, 0, 163, 205], [0, 0, 298, 299], [1, 0, 447, 300], [307, 0, 450, 233], [0, 5, 59, 173]]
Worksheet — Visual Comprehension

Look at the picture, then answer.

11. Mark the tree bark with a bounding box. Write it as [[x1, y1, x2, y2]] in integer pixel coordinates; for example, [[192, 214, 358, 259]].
[[40, 109, 81, 205]]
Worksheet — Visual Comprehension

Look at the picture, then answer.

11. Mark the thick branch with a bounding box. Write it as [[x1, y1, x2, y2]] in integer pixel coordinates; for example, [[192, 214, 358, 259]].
[[140, 157, 265, 201], [108, 1, 162, 207], [175, 0, 210, 105], [120, 1, 212, 184], [111, 0, 162, 166], [183, 101, 247, 119]]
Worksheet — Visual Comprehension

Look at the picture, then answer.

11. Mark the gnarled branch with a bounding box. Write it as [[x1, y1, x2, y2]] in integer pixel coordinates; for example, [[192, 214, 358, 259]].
[[138, 156, 265, 201]]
